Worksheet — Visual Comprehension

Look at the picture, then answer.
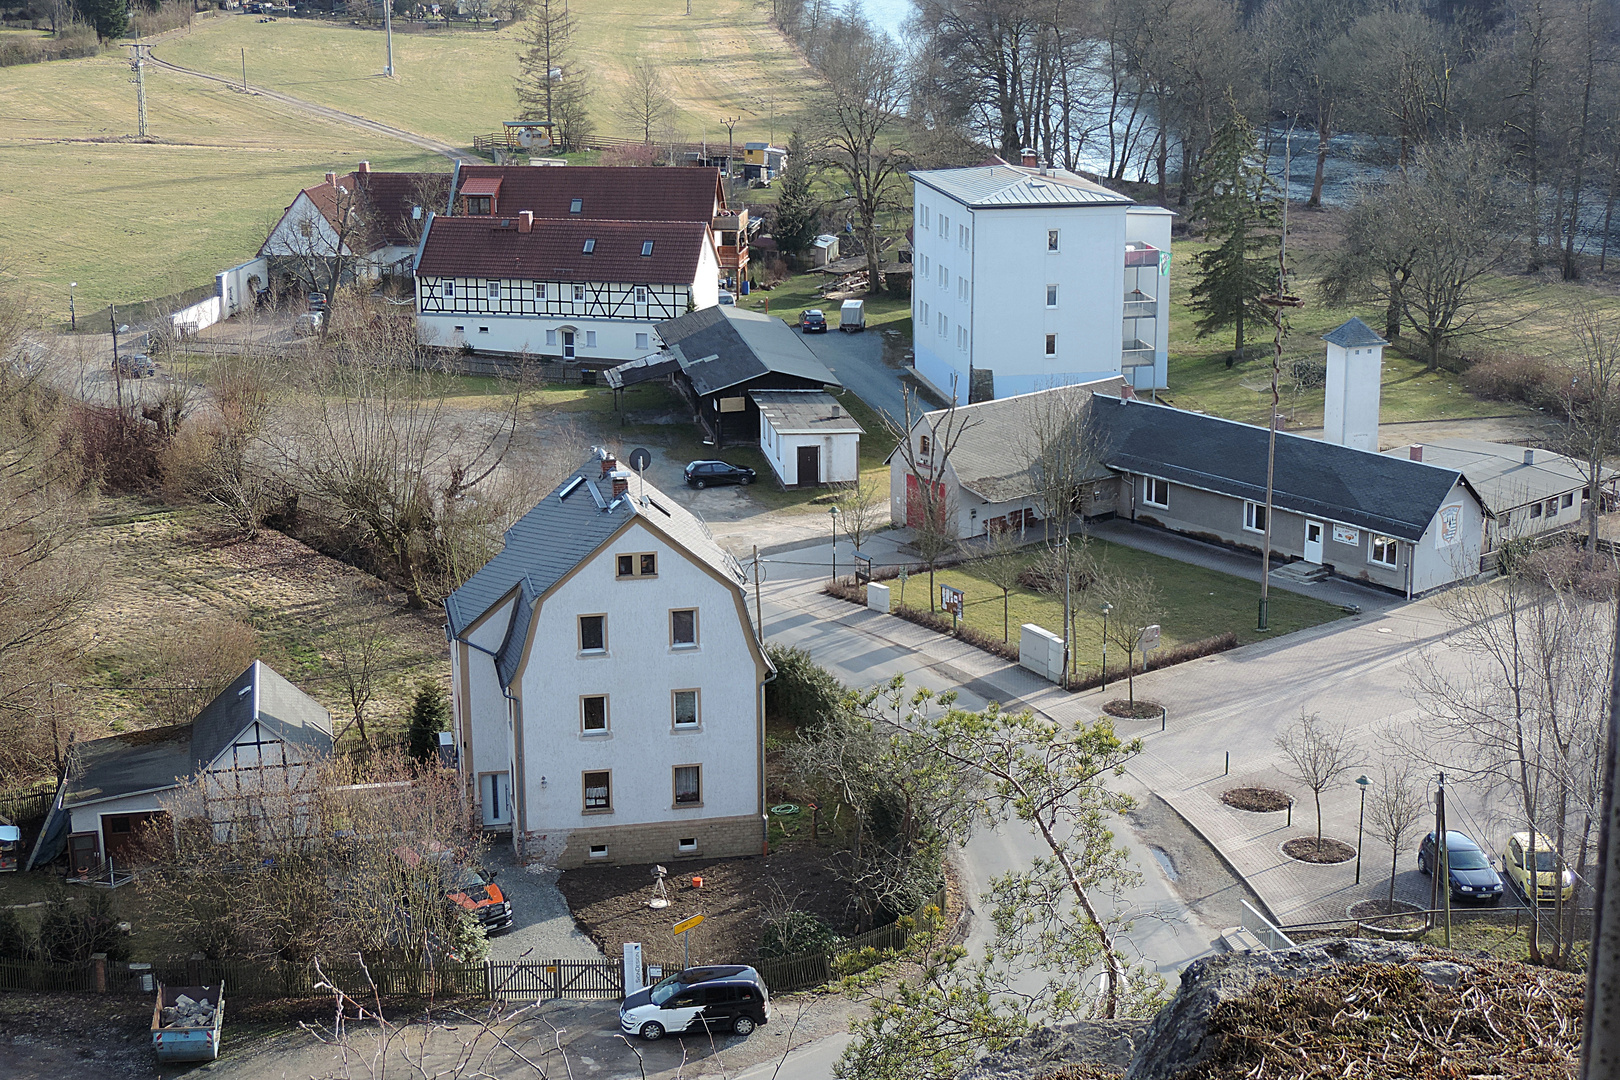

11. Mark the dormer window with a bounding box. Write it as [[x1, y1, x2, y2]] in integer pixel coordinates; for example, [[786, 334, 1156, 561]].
[[641, 240, 654, 256], [466, 195, 492, 215], [570, 198, 583, 214], [583, 239, 596, 254]]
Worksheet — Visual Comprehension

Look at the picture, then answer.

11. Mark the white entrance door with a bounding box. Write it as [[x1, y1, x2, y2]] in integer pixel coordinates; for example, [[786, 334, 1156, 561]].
[[480, 772, 512, 827], [1303, 520, 1325, 564]]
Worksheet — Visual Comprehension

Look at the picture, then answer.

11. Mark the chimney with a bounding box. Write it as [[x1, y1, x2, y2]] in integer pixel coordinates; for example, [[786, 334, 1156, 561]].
[[357, 160, 370, 175], [325, 171, 337, 186], [600, 453, 617, 478], [1409, 444, 1423, 462], [1524, 448, 1536, 465], [518, 210, 534, 233], [1021, 148, 1037, 167], [610, 470, 630, 498]]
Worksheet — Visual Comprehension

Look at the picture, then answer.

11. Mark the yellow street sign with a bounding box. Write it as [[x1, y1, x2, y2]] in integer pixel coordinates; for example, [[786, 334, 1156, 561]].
[[672, 914, 705, 936]]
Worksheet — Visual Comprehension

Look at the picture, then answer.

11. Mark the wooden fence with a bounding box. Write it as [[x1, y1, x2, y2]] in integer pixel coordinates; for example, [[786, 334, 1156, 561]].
[[0, 886, 947, 1002]]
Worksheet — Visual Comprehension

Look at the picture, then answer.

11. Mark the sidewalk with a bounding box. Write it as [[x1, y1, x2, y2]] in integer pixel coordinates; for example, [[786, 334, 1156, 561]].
[[762, 575, 1500, 931]]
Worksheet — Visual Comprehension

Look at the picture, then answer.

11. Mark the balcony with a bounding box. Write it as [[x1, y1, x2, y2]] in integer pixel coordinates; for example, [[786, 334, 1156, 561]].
[[1122, 338, 1155, 368], [1123, 288, 1157, 318], [1123, 241, 1159, 268]]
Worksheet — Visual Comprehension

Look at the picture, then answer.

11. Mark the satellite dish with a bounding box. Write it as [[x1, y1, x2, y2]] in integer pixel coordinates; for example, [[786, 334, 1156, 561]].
[[629, 447, 652, 473]]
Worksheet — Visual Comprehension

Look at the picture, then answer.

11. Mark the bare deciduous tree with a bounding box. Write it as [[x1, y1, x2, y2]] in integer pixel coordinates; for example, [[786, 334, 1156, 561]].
[[887, 388, 977, 610], [977, 528, 1025, 643], [1365, 756, 1426, 913], [1275, 709, 1357, 856], [616, 57, 675, 144], [1093, 573, 1162, 702], [1558, 304, 1620, 569], [327, 580, 392, 749], [833, 470, 885, 561], [818, 25, 908, 292]]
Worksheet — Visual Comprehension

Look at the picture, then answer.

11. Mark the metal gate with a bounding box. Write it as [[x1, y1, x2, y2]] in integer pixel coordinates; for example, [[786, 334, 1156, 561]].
[[486, 959, 624, 1000]]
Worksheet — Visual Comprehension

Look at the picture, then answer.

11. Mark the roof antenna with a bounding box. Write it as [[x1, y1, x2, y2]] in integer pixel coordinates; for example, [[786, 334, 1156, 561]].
[[629, 447, 652, 505]]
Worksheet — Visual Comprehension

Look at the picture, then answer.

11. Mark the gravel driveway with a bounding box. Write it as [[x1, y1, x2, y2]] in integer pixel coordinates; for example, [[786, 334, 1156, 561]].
[[484, 847, 603, 962]]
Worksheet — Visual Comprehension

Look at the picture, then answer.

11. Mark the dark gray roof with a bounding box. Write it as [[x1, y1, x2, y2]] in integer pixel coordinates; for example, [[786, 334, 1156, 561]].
[[1379, 439, 1612, 514], [1321, 317, 1388, 348], [63, 662, 332, 808], [656, 307, 839, 397], [750, 391, 866, 434], [1089, 397, 1471, 542], [912, 165, 1133, 209], [446, 458, 748, 657]]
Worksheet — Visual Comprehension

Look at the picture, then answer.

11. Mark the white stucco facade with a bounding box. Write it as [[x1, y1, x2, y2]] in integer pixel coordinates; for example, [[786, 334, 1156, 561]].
[[910, 168, 1171, 405], [1324, 340, 1385, 453]]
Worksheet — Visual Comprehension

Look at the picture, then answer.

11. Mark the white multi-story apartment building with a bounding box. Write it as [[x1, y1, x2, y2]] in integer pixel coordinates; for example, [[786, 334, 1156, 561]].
[[910, 156, 1172, 404], [444, 452, 772, 868], [414, 211, 719, 360]]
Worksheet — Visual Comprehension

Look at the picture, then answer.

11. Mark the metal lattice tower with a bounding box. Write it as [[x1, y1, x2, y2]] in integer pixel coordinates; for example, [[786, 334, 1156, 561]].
[[130, 45, 151, 138]]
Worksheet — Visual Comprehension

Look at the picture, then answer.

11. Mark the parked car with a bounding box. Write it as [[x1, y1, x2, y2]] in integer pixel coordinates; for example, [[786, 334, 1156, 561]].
[[294, 312, 324, 336], [444, 864, 513, 935], [684, 460, 755, 488], [1502, 831, 1574, 904], [717, 291, 736, 306], [799, 309, 827, 333], [115, 352, 156, 378], [620, 965, 770, 1040], [307, 292, 328, 313], [1417, 830, 1503, 903]]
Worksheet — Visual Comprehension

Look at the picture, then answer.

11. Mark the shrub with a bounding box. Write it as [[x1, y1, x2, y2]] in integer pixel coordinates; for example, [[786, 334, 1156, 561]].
[[759, 909, 837, 960], [70, 404, 167, 494], [0, 908, 37, 962], [765, 644, 848, 729], [1064, 631, 1239, 691], [1016, 545, 1098, 594], [38, 892, 128, 963], [890, 602, 1021, 662], [1462, 351, 1558, 407], [0, 24, 99, 67], [130, 0, 192, 39], [824, 580, 866, 604]]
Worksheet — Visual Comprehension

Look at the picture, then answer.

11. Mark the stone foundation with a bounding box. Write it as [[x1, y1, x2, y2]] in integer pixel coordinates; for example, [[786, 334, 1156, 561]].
[[521, 814, 765, 869]]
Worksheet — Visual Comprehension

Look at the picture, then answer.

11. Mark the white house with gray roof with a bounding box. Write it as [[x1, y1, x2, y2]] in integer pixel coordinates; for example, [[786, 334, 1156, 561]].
[[444, 451, 772, 868], [910, 157, 1171, 405]]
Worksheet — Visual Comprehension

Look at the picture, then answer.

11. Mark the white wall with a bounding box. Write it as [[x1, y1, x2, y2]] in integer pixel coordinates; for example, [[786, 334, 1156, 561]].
[[912, 179, 1144, 404], [418, 312, 662, 361], [760, 417, 860, 486], [1409, 479, 1487, 595], [509, 519, 761, 846], [68, 791, 167, 851], [1324, 342, 1383, 453], [454, 592, 521, 831], [261, 192, 347, 259]]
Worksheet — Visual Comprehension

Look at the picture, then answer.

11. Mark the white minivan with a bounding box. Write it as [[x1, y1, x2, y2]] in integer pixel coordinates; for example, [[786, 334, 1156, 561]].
[[619, 965, 770, 1040]]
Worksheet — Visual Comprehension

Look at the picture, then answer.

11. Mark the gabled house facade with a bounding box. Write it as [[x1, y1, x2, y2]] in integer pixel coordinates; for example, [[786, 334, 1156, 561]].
[[30, 662, 332, 873], [261, 161, 439, 287], [445, 452, 773, 868], [414, 213, 718, 360]]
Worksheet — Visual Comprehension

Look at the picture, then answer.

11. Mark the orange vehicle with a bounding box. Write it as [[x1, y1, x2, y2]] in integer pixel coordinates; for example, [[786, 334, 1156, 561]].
[[445, 865, 513, 934]]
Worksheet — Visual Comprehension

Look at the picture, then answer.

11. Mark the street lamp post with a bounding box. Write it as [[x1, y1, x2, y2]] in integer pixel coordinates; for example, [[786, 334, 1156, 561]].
[[828, 505, 840, 583], [69, 282, 77, 330], [1101, 602, 1113, 691], [1355, 774, 1370, 885]]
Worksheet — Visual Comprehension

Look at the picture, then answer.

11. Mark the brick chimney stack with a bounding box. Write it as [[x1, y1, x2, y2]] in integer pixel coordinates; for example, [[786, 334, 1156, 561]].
[[325, 171, 337, 186], [600, 454, 617, 478], [518, 210, 534, 233], [610, 470, 630, 498], [1020, 148, 1037, 167], [357, 160, 370, 175], [1409, 444, 1423, 462]]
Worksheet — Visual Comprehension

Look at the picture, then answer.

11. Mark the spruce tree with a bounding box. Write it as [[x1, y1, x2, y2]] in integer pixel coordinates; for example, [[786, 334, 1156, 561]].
[[1189, 101, 1281, 365], [406, 680, 450, 764], [771, 130, 821, 261], [81, 0, 128, 41]]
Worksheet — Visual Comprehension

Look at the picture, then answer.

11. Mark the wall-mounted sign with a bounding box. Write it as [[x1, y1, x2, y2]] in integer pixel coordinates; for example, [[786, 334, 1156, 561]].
[[1436, 504, 1462, 547], [1332, 524, 1360, 546]]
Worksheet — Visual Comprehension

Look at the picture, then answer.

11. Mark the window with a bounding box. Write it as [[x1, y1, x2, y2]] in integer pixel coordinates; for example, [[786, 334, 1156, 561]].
[[958, 276, 968, 301], [1045, 333, 1057, 357], [1143, 476, 1169, 508], [570, 197, 583, 214], [919, 435, 931, 456], [466, 195, 491, 215], [1244, 501, 1266, 533], [585, 330, 597, 347], [958, 326, 968, 351], [1047, 229, 1060, 251], [921, 254, 929, 276], [443, 279, 456, 300], [939, 213, 949, 238], [487, 280, 500, 300], [959, 223, 970, 249], [920, 204, 930, 229], [938, 312, 948, 337], [573, 284, 586, 301], [673, 765, 701, 806], [636, 333, 650, 350], [589, 844, 608, 858], [1370, 535, 1399, 568], [1530, 503, 1543, 518], [671, 608, 697, 646], [1562, 492, 1574, 508], [453, 325, 464, 333], [673, 689, 699, 727], [1546, 498, 1559, 516], [922, 301, 930, 325], [1046, 284, 1058, 308], [581, 695, 608, 733], [641, 240, 654, 256], [535, 282, 547, 300], [635, 286, 648, 304], [617, 552, 657, 578], [939, 264, 948, 288], [546, 329, 557, 345], [582, 239, 596, 254], [583, 771, 611, 812], [578, 614, 605, 652], [478, 326, 489, 334], [677, 838, 698, 852]]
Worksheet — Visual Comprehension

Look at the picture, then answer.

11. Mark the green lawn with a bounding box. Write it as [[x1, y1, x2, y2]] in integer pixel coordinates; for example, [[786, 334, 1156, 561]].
[[0, 49, 442, 322], [894, 537, 1346, 681], [739, 270, 915, 338], [157, 5, 819, 151]]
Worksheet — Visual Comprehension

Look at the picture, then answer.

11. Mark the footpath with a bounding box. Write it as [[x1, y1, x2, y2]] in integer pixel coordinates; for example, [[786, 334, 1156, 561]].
[[759, 572, 1512, 930]]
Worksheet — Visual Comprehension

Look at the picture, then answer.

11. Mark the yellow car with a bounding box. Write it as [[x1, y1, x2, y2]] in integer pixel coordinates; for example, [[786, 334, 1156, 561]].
[[1502, 831, 1575, 904]]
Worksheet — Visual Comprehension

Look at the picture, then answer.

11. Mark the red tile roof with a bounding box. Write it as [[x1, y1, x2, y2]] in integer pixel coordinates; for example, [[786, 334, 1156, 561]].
[[296, 170, 446, 247], [455, 165, 726, 223], [416, 216, 710, 284], [460, 177, 503, 197]]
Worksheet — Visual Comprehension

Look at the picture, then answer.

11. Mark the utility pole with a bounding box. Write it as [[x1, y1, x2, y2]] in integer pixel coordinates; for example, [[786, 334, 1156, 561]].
[[752, 544, 762, 640], [110, 304, 124, 413], [721, 115, 740, 182], [1577, 596, 1620, 1079], [383, 0, 395, 77], [1256, 245, 1301, 632], [1433, 772, 1452, 948], [130, 44, 150, 138], [241, 47, 247, 92]]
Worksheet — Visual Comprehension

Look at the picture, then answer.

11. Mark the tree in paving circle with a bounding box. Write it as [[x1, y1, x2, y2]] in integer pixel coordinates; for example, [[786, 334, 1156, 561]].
[[1365, 756, 1425, 913], [1189, 96, 1280, 366], [1275, 709, 1357, 857]]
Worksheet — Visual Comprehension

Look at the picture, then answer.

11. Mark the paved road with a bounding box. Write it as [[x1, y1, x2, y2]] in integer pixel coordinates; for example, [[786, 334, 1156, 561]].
[[794, 325, 926, 425]]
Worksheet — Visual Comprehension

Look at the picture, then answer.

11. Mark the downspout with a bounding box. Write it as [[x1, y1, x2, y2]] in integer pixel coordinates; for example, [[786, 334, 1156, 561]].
[[759, 665, 777, 855], [1405, 542, 1413, 600], [446, 160, 461, 215]]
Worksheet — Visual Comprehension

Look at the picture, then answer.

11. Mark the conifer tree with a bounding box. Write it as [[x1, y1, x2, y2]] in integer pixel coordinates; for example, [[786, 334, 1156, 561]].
[[772, 130, 821, 260], [1190, 100, 1280, 365], [406, 681, 450, 764]]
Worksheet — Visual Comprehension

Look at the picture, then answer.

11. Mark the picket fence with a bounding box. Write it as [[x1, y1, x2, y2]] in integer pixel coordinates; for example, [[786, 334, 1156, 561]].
[[0, 885, 947, 1002]]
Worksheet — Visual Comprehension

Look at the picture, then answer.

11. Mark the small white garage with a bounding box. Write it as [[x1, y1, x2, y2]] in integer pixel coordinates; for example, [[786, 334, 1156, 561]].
[[753, 390, 865, 488]]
